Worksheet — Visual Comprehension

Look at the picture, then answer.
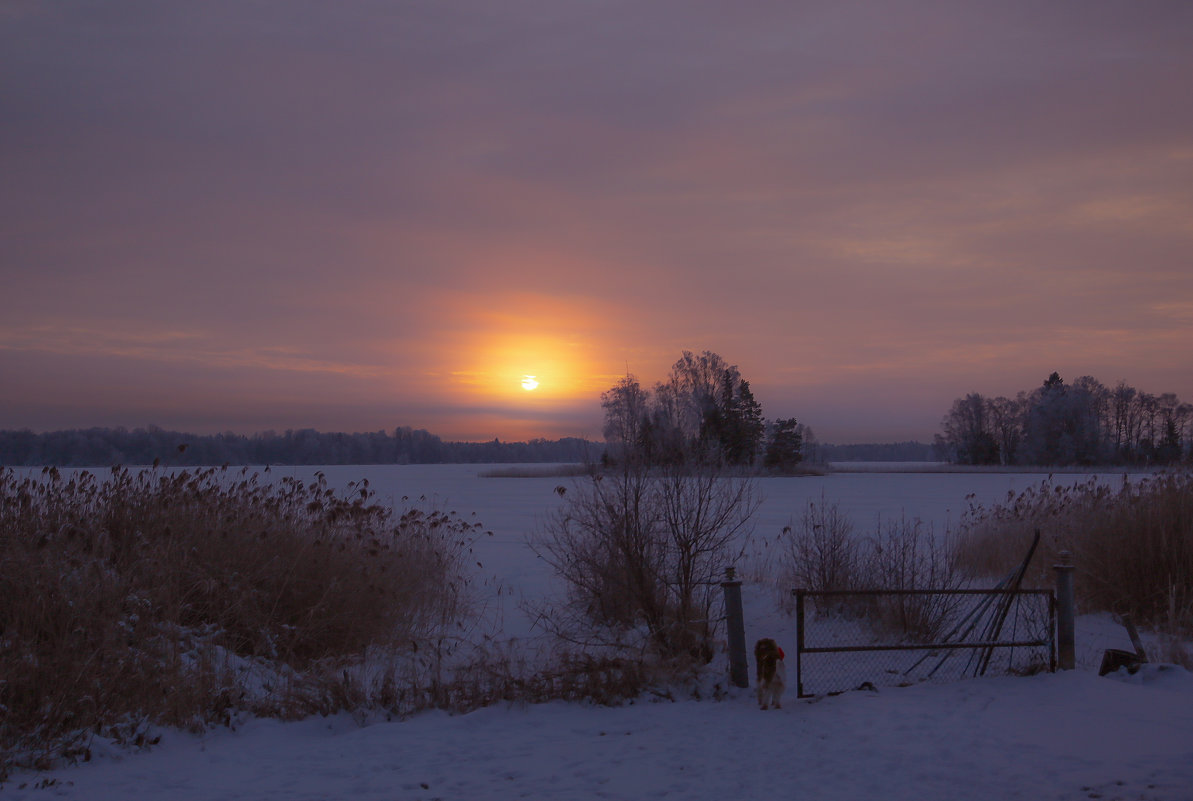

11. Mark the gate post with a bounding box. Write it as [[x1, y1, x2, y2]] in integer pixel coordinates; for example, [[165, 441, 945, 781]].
[[1054, 550, 1076, 670], [721, 567, 749, 688]]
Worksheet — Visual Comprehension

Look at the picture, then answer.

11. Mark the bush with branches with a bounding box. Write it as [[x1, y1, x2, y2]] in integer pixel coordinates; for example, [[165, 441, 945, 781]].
[[529, 463, 758, 667], [778, 497, 963, 641]]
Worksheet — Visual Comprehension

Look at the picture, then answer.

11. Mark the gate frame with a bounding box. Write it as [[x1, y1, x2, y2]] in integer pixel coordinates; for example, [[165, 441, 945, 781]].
[[792, 588, 1056, 697]]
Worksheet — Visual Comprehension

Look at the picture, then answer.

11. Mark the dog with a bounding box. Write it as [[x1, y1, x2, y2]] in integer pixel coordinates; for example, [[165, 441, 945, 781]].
[[754, 638, 786, 710]]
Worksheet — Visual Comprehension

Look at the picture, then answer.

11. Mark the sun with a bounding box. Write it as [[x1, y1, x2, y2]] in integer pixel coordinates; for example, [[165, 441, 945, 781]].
[[521, 375, 539, 391]]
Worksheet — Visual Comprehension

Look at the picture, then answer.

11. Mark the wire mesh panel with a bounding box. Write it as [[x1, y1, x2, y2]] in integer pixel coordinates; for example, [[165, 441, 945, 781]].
[[792, 589, 1055, 697]]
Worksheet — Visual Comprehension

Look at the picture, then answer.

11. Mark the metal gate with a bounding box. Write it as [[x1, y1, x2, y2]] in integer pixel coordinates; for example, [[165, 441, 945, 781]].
[[791, 588, 1055, 697]]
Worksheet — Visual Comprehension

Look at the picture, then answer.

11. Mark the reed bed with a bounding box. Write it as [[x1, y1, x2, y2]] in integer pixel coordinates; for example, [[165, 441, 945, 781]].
[[953, 471, 1193, 631], [0, 466, 479, 776]]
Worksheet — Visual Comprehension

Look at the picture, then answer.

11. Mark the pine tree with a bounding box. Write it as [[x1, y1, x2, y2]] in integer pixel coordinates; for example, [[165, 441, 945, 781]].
[[764, 418, 803, 472]]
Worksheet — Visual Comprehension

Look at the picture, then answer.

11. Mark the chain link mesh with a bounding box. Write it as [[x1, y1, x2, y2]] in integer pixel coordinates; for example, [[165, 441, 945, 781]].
[[793, 590, 1054, 696]]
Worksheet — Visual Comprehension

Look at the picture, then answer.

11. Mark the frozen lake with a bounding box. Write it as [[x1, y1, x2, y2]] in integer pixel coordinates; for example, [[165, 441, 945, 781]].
[[267, 462, 1132, 537], [25, 462, 1140, 639], [263, 462, 1139, 551], [248, 464, 1135, 639]]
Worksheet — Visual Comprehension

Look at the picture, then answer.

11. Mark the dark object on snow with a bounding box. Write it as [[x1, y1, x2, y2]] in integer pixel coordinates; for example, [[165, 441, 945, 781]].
[[1099, 613, 1150, 676], [1099, 648, 1145, 676], [1120, 613, 1149, 662]]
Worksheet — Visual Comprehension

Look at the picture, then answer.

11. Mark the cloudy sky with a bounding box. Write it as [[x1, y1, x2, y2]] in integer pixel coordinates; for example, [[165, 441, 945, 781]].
[[2, 1, 1191, 444]]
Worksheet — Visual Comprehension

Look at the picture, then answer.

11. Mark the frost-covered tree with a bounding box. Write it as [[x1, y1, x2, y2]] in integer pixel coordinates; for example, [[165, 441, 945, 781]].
[[937, 372, 1188, 466], [600, 350, 773, 468], [1021, 373, 1105, 465], [600, 375, 651, 464]]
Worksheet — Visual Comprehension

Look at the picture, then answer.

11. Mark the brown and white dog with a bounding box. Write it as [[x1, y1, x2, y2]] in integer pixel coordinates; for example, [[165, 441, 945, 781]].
[[754, 638, 786, 710]]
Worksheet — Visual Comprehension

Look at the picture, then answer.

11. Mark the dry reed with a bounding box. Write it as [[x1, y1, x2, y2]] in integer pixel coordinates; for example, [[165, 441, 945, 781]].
[[0, 466, 479, 777], [953, 471, 1193, 631]]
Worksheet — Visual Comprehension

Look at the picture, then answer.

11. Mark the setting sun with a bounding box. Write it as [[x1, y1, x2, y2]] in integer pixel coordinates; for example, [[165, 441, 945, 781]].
[[521, 375, 539, 391]]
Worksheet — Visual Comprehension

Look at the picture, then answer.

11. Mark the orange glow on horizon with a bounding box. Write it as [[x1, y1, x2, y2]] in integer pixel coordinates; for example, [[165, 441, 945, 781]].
[[438, 293, 622, 408], [450, 332, 608, 402]]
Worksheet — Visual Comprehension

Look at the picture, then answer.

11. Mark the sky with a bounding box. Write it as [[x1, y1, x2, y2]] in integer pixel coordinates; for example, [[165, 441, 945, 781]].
[[2, 1, 1191, 444]]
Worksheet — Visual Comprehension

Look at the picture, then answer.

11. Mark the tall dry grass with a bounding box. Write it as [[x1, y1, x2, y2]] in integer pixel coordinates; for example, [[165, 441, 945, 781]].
[[953, 471, 1193, 630], [0, 466, 480, 776], [777, 497, 963, 641]]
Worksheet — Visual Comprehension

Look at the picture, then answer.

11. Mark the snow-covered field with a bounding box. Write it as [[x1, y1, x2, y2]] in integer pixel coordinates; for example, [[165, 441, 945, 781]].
[[5, 465, 1190, 801], [8, 662, 1192, 801]]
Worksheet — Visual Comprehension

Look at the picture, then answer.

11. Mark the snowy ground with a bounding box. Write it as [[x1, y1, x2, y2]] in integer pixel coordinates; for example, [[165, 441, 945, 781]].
[[6, 660, 1191, 801], [5, 466, 1190, 800]]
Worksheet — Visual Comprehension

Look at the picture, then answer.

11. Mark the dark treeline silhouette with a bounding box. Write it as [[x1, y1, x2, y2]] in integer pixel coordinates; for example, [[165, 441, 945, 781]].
[[817, 441, 937, 462], [600, 350, 809, 471], [0, 426, 597, 467], [936, 372, 1193, 466]]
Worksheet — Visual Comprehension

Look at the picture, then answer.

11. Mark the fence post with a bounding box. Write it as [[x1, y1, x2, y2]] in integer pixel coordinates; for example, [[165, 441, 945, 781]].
[[721, 567, 748, 688], [1054, 550, 1075, 670]]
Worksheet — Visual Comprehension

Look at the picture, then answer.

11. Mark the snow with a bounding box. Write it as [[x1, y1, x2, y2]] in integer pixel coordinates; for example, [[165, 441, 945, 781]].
[[7, 664, 1191, 800], [5, 465, 1190, 800]]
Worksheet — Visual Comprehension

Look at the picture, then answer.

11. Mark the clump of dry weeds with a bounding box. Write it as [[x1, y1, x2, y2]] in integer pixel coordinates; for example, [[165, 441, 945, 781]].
[[0, 466, 480, 777], [953, 472, 1193, 632], [776, 497, 964, 642]]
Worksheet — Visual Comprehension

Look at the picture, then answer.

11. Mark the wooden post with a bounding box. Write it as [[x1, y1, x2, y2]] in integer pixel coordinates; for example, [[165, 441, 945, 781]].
[[1054, 550, 1075, 670], [795, 589, 807, 697], [721, 567, 748, 688]]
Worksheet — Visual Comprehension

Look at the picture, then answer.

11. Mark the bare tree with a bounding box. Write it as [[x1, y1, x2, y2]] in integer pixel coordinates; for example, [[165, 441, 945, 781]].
[[599, 349, 769, 467], [1111, 381, 1138, 458], [656, 350, 741, 454], [654, 465, 758, 657], [529, 462, 758, 663], [940, 393, 999, 465], [940, 375, 1188, 466], [988, 395, 1025, 466], [600, 375, 650, 463]]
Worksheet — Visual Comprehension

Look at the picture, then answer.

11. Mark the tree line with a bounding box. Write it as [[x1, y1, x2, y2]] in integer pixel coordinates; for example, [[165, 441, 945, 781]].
[[935, 372, 1192, 466], [0, 426, 595, 467], [600, 350, 809, 471], [817, 441, 937, 463]]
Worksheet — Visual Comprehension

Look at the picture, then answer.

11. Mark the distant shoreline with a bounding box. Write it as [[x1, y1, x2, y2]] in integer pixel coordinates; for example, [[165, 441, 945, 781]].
[[6, 461, 1178, 478], [825, 461, 1172, 475], [474, 461, 1175, 478]]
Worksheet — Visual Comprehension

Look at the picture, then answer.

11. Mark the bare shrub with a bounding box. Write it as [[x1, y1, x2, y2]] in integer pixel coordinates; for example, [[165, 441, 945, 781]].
[[778, 499, 962, 641], [953, 471, 1193, 631], [0, 466, 479, 777], [529, 463, 757, 667], [779, 495, 863, 592], [861, 516, 964, 641]]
